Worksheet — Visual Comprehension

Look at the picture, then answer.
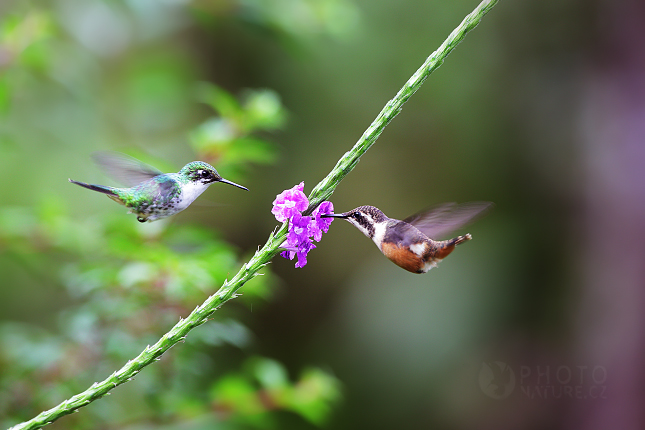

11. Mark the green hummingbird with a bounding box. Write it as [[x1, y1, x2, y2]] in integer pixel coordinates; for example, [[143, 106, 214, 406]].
[[69, 152, 248, 222]]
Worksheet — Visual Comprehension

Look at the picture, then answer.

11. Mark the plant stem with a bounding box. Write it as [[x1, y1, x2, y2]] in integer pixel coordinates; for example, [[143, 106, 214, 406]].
[[9, 1, 498, 429]]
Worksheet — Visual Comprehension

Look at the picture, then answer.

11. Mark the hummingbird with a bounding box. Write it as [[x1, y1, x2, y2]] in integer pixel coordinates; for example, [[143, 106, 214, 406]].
[[322, 202, 492, 273], [69, 152, 248, 222]]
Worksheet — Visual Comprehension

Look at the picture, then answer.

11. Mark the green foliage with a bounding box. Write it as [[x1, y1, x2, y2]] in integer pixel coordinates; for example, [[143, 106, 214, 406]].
[[0, 9, 53, 65], [210, 357, 341, 427], [191, 83, 283, 178], [0, 199, 254, 425], [0, 8, 54, 115], [194, 0, 360, 41], [0, 77, 11, 114]]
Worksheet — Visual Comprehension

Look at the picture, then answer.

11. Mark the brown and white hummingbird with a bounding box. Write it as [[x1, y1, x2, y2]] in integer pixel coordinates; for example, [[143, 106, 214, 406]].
[[322, 202, 492, 273]]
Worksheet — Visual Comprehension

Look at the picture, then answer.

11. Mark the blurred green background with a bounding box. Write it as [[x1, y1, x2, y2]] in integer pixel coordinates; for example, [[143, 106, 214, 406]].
[[3, 0, 645, 429]]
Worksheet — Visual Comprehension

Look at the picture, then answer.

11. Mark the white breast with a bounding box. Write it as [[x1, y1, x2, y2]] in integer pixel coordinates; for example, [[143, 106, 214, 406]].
[[176, 181, 211, 210], [372, 222, 387, 248]]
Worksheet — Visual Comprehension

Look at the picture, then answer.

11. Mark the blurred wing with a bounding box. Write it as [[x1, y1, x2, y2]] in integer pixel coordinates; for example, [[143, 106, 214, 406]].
[[92, 151, 163, 187], [403, 201, 493, 239]]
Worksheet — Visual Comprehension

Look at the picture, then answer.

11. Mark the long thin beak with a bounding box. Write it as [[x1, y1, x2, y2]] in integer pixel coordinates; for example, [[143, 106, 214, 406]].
[[320, 213, 349, 219], [218, 178, 248, 191]]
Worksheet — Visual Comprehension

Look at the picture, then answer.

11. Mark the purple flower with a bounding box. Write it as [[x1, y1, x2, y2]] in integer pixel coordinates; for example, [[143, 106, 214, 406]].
[[286, 212, 312, 247], [271, 182, 308, 223], [280, 212, 314, 266], [271, 182, 336, 268], [309, 201, 334, 242], [295, 241, 316, 268]]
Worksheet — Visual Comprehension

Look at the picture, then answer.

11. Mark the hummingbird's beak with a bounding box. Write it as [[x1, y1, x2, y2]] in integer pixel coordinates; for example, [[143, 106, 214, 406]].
[[320, 213, 349, 219], [218, 178, 249, 191]]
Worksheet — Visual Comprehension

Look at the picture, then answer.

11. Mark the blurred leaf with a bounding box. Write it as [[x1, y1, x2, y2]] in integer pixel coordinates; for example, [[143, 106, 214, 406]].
[[237, 0, 360, 41], [190, 85, 284, 166], [117, 262, 155, 289], [189, 319, 252, 348], [190, 117, 237, 153], [196, 82, 243, 121], [0, 323, 64, 372], [1, 10, 53, 52], [19, 40, 50, 72], [0, 132, 16, 149], [0, 77, 10, 114], [286, 368, 341, 425], [210, 374, 264, 415], [173, 397, 208, 421], [240, 89, 286, 132], [221, 137, 278, 165], [118, 53, 194, 131], [0, 207, 38, 240], [248, 357, 289, 390], [207, 357, 341, 426], [60, 264, 113, 298]]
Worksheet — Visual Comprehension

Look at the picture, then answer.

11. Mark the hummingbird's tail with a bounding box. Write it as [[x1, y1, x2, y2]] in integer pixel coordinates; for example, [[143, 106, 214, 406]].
[[434, 234, 472, 259], [451, 233, 472, 246], [68, 179, 118, 196]]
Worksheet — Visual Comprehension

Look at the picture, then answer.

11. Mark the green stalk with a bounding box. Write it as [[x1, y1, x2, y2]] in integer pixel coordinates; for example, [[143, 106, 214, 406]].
[[9, 1, 498, 429]]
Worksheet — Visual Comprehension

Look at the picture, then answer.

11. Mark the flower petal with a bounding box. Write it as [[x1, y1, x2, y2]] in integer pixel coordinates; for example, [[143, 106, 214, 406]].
[[272, 182, 309, 222]]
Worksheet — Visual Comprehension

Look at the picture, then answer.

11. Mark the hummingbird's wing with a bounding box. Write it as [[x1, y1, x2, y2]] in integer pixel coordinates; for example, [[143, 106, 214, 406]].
[[403, 201, 493, 239], [92, 151, 164, 187]]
